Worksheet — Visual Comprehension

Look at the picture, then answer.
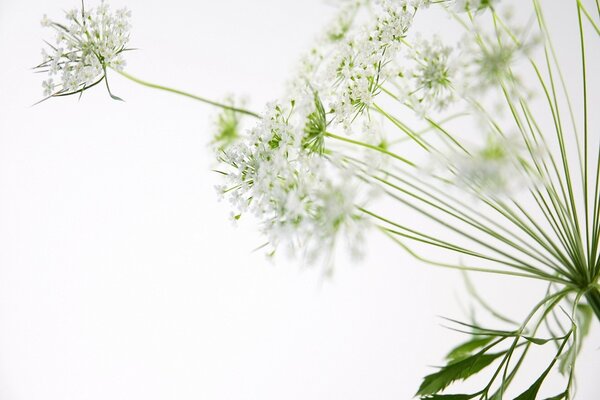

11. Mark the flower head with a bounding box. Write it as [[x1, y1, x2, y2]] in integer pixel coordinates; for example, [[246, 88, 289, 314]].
[[455, 17, 537, 96], [216, 95, 369, 266], [402, 35, 456, 115], [36, 1, 132, 99], [445, 134, 538, 195]]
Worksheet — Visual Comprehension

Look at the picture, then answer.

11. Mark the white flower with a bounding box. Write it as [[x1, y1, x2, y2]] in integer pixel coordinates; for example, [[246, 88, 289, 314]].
[[36, 1, 131, 98], [216, 96, 369, 265], [322, 0, 416, 129], [41, 79, 55, 96], [325, 1, 362, 42], [455, 18, 537, 96], [445, 134, 538, 195], [404, 35, 456, 115]]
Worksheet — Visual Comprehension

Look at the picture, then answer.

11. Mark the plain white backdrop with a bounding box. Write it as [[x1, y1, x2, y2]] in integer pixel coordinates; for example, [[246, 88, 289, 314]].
[[0, 0, 598, 399]]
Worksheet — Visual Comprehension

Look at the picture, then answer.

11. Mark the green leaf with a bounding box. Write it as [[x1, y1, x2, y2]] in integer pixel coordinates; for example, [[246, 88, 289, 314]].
[[417, 351, 505, 396], [575, 303, 593, 340], [522, 336, 561, 345], [514, 332, 571, 400], [559, 304, 592, 375], [421, 393, 480, 400], [543, 392, 567, 400], [446, 336, 495, 362], [513, 376, 546, 400]]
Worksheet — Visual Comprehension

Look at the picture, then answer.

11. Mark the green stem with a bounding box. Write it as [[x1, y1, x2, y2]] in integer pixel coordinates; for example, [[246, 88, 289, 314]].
[[112, 68, 261, 119], [324, 132, 415, 166], [585, 288, 600, 322]]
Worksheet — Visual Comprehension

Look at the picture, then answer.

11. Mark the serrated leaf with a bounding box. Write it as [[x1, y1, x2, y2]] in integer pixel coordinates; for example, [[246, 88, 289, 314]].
[[417, 351, 505, 396], [446, 336, 495, 362], [543, 392, 567, 400], [421, 393, 480, 400]]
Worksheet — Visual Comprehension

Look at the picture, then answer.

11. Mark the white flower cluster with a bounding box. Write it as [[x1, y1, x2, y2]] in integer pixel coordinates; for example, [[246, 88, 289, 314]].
[[37, 1, 131, 97], [329, 1, 414, 129], [455, 17, 536, 96], [402, 36, 456, 115], [216, 96, 368, 264], [297, 0, 426, 131], [447, 134, 536, 195]]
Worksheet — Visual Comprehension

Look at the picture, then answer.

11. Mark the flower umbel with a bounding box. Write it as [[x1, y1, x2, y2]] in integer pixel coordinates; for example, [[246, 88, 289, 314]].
[[216, 98, 368, 265], [35, 1, 132, 100]]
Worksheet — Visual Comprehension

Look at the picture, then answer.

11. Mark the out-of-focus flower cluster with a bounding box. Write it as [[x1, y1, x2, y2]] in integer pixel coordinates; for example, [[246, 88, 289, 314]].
[[213, 0, 541, 265], [216, 92, 368, 265], [37, 1, 131, 97]]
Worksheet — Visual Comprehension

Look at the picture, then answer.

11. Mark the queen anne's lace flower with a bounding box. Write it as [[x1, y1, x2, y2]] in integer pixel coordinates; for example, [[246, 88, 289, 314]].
[[455, 18, 536, 96], [403, 36, 455, 115], [216, 95, 368, 264], [305, 0, 421, 131], [36, 1, 131, 98], [446, 134, 537, 195]]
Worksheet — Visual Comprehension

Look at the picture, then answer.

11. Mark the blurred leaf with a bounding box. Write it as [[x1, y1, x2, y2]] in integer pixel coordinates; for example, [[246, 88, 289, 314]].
[[417, 351, 505, 396], [446, 336, 494, 362], [575, 303, 593, 340], [559, 304, 591, 375], [522, 335, 562, 345]]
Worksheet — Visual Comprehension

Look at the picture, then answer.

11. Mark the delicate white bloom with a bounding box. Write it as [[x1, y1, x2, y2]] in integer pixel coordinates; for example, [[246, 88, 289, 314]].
[[41, 79, 55, 97], [36, 1, 131, 97], [325, 1, 362, 42], [321, 0, 416, 130], [216, 96, 369, 265], [446, 134, 538, 195], [40, 14, 52, 27], [455, 19, 537, 96], [403, 35, 456, 115]]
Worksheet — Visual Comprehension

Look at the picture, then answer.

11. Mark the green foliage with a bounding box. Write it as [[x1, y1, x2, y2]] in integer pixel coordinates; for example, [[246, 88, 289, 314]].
[[417, 350, 505, 396], [303, 90, 327, 154], [543, 392, 567, 400], [559, 303, 593, 375], [421, 394, 479, 400], [445, 336, 495, 362]]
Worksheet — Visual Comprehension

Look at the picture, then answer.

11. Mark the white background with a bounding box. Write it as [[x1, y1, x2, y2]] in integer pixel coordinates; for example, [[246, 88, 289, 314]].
[[0, 0, 598, 399]]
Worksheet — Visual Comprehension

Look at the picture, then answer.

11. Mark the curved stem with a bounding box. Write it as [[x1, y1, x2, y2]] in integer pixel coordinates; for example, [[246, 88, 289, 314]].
[[112, 68, 261, 119], [324, 131, 415, 166], [379, 226, 573, 286]]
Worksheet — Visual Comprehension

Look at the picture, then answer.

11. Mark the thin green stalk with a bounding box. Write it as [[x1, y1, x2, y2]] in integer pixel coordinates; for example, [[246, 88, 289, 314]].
[[378, 86, 470, 154], [578, 0, 600, 34], [379, 227, 571, 285], [112, 69, 261, 118], [362, 182, 561, 280], [576, 1, 591, 281], [324, 131, 415, 166], [371, 103, 430, 150], [387, 112, 468, 145], [344, 153, 574, 276]]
